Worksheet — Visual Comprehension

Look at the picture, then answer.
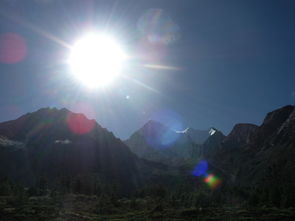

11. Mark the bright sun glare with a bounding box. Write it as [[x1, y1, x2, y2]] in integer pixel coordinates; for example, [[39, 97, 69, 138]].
[[68, 33, 126, 88]]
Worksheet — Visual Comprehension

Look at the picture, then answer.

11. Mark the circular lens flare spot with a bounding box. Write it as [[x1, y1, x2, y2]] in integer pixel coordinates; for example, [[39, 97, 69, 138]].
[[66, 113, 95, 134], [192, 160, 208, 177], [143, 109, 183, 149], [0, 33, 27, 64], [204, 174, 222, 189]]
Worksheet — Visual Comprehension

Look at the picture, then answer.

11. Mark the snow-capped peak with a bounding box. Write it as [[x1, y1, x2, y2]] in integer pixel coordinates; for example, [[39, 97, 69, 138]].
[[209, 128, 217, 136], [176, 128, 190, 134]]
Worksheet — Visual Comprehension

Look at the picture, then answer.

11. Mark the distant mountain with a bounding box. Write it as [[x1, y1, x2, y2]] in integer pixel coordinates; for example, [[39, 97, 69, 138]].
[[201, 128, 225, 157], [125, 120, 212, 165], [0, 108, 143, 194], [125, 120, 179, 164]]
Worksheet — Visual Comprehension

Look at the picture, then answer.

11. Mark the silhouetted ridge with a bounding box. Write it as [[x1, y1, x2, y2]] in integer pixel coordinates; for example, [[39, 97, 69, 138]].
[[249, 105, 295, 149], [222, 123, 258, 148], [202, 128, 225, 157], [1, 105, 295, 204], [203, 105, 295, 207], [0, 107, 143, 194]]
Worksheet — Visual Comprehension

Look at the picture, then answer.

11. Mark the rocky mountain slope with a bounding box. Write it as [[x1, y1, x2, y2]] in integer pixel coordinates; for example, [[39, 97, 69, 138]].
[[125, 105, 295, 205], [205, 105, 295, 205], [0, 108, 144, 194]]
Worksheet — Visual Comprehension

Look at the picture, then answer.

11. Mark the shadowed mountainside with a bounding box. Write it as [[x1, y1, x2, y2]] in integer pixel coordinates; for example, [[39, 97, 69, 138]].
[[0, 107, 145, 194], [204, 105, 295, 206], [0, 105, 295, 208], [125, 105, 295, 206]]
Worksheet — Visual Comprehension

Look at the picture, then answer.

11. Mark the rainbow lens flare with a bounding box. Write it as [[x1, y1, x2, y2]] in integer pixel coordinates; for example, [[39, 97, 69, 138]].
[[192, 160, 208, 177], [204, 174, 221, 189], [192, 161, 222, 189]]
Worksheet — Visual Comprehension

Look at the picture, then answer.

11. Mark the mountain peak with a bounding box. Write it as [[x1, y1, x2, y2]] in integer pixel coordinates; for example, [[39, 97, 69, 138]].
[[32, 107, 97, 124], [248, 105, 295, 149], [209, 128, 217, 136], [202, 128, 225, 157], [176, 127, 201, 134], [222, 123, 258, 148], [0, 106, 141, 194], [176, 127, 190, 133], [0, 107, 101, 140], [32, 107, 69, 115], [227, 123, 258, 138], [142, 119, 174, 135], [143, 120, 167, 128], [262, 105, 294, 127]]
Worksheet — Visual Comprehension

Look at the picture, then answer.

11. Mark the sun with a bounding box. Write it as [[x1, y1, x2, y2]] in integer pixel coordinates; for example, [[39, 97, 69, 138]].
[[68, 33, 126, 88]]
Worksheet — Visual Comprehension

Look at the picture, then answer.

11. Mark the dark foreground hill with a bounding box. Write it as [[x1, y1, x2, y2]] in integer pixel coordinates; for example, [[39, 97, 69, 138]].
[[206, 105, 295, 207], [0, 107, 146, 195]]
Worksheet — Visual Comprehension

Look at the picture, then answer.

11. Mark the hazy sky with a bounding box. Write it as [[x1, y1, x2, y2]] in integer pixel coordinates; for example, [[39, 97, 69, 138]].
[[0, 0, 294, 139]]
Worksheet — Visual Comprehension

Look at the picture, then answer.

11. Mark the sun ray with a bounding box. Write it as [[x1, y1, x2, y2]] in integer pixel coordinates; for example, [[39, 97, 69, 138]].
[[122, 75, 160, 94], [0, 9, 71, 49], [143, 64, 182, 71]]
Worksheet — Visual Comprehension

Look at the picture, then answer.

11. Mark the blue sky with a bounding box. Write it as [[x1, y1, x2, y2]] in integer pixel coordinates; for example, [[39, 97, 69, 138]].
[[0, 0, 294, 139]]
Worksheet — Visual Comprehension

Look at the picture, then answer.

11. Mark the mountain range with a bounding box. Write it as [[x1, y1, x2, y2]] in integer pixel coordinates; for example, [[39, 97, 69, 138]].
[[0, 105, 294, 204], [124, 120, 211, 165]]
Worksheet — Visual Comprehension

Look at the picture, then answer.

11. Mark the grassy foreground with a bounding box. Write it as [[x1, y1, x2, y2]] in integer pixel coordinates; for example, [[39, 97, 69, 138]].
[[0, 194, 295, 221]]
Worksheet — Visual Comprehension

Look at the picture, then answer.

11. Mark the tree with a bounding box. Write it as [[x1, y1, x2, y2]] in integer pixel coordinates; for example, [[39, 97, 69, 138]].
[[0, 179, 12, 196]]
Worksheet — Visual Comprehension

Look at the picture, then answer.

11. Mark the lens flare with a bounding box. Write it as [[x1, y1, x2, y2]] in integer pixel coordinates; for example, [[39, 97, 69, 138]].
[[137, 8, 180, 45], [143, 109, 183, 149], [144, 64, 181, 71], [142, 120, 178, 149], [0, 33, 27, 64], [192, 160, 208, 177], [66, 112, 95, 134], [192, 160, 222, 189], [204, 174, 221, 189]]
